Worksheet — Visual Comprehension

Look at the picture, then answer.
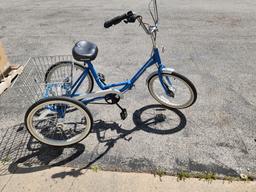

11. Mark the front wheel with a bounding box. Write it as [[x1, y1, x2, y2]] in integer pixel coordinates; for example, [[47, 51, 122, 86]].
[[147, 72, 197, 109], [25, 97, 93, 147]]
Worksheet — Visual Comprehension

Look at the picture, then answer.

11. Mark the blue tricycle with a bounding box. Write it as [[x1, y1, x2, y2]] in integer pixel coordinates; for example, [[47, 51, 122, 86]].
[[25, 0, 197, 147]]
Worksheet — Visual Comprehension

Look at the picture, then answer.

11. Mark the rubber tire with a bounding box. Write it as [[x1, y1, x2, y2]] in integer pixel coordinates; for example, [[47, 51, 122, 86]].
[[147, 71, 197, 109], [25, 96, 93, 147], [44, 61, 94, 93]]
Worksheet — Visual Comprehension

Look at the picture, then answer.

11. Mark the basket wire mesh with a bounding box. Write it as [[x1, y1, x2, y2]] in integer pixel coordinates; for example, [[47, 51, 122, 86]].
[[0, 55, 82, 125], [0, 55, 84, 173], [12, 55, 78, 103]]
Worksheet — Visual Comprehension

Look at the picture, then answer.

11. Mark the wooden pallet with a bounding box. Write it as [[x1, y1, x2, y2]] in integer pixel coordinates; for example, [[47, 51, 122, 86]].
[[0, 65, 24, 95], [0, 42, 24, 95]]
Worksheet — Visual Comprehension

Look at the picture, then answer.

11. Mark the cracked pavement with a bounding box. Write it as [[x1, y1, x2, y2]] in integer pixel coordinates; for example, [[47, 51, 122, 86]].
[[0, 0, 256, 178]]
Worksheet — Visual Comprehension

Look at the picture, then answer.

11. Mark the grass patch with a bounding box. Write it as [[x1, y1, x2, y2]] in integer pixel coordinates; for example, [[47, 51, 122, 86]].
[[240, 174, 254, 181], [153, 168, 167, 181], [197, 171, 216, 182], [222, 176, 237, 183], [177, 171, 191, 181], [0, 156, 11, 164], [90, 165, 101, 173]]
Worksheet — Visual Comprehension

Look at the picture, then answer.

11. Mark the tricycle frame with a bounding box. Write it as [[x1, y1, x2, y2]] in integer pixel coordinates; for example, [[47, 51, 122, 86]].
[[70, 48, 170, 104]]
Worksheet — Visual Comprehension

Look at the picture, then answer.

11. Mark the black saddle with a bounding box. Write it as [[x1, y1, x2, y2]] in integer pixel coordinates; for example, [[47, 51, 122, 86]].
[[72, 40, 98, 61]]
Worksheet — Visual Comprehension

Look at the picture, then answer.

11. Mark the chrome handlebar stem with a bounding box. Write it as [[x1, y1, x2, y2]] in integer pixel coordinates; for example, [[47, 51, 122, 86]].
[[136, 17, 158, 48]]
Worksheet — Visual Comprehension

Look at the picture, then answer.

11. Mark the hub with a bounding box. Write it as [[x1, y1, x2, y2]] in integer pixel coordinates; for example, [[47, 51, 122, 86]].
[[56, 123, 64, 130]]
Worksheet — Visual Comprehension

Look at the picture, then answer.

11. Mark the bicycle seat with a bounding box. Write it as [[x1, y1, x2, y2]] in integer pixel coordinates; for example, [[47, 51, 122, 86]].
[[72, 40, 98, 61]]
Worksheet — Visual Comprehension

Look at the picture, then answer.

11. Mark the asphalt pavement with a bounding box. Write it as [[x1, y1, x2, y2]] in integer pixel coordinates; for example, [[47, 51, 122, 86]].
[[0, 0, 255, 178]]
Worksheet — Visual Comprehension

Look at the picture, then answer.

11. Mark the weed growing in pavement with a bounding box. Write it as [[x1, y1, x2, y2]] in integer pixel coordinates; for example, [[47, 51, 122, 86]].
[[177, 171, 191, 181], [90, 165, 102, 172], [240, 174, 254, 182], [153, 168, 167, 182], [197, 171, 216, 183], [222, 176, 236, 183], [0, 156, 11, 164], [154, 170, 254, 183]]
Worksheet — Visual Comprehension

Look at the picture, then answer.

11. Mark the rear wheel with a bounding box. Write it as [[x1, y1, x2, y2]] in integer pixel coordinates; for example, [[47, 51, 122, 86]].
[[25, 97, 93, 147], [147, 72, 197, 109], [44, 61, 94, 94]]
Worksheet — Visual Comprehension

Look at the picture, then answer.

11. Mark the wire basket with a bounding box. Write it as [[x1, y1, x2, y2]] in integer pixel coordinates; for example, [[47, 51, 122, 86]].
[[15, 55, 79, 96], [0, 55, 83, 170], [0, 55, 81, 125]]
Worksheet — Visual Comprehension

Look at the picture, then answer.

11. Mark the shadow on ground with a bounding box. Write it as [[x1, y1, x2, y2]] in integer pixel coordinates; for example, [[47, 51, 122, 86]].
[[0, 104, 185, 175], [0, 104, 240, 178]]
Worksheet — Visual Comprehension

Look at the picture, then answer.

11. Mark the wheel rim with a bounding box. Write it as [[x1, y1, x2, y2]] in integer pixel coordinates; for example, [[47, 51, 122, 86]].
[[27, 100, 91, 146], [149, 73, 194, 108], [46, 63, 92, 93]]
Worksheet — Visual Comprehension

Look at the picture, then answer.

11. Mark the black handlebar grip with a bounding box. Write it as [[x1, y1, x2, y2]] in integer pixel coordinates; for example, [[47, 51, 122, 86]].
[[104, 13, 128, 28]]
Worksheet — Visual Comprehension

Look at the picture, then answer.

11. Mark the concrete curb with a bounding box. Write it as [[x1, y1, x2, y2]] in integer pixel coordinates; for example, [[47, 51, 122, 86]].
[[0, 165, 255, 192]]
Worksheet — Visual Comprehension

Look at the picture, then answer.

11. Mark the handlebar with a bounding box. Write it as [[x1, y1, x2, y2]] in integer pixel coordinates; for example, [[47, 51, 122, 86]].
[[104, 13, 128, 28], [104, 11, 157, 35], [103, 1, 159, 48], [104, 11, 137, 28]]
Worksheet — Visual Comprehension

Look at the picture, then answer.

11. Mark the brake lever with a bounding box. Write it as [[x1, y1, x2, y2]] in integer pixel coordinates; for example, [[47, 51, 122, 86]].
[[123, 12, 139, 24], [123, 18, 135, 24], [124, 19, 129, 24]]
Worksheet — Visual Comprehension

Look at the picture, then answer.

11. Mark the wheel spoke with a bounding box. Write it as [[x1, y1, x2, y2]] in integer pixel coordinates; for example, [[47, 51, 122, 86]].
[[26, 98, 92, 146], [45, 62, 93, 95], [148, 72, 196, 108]]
